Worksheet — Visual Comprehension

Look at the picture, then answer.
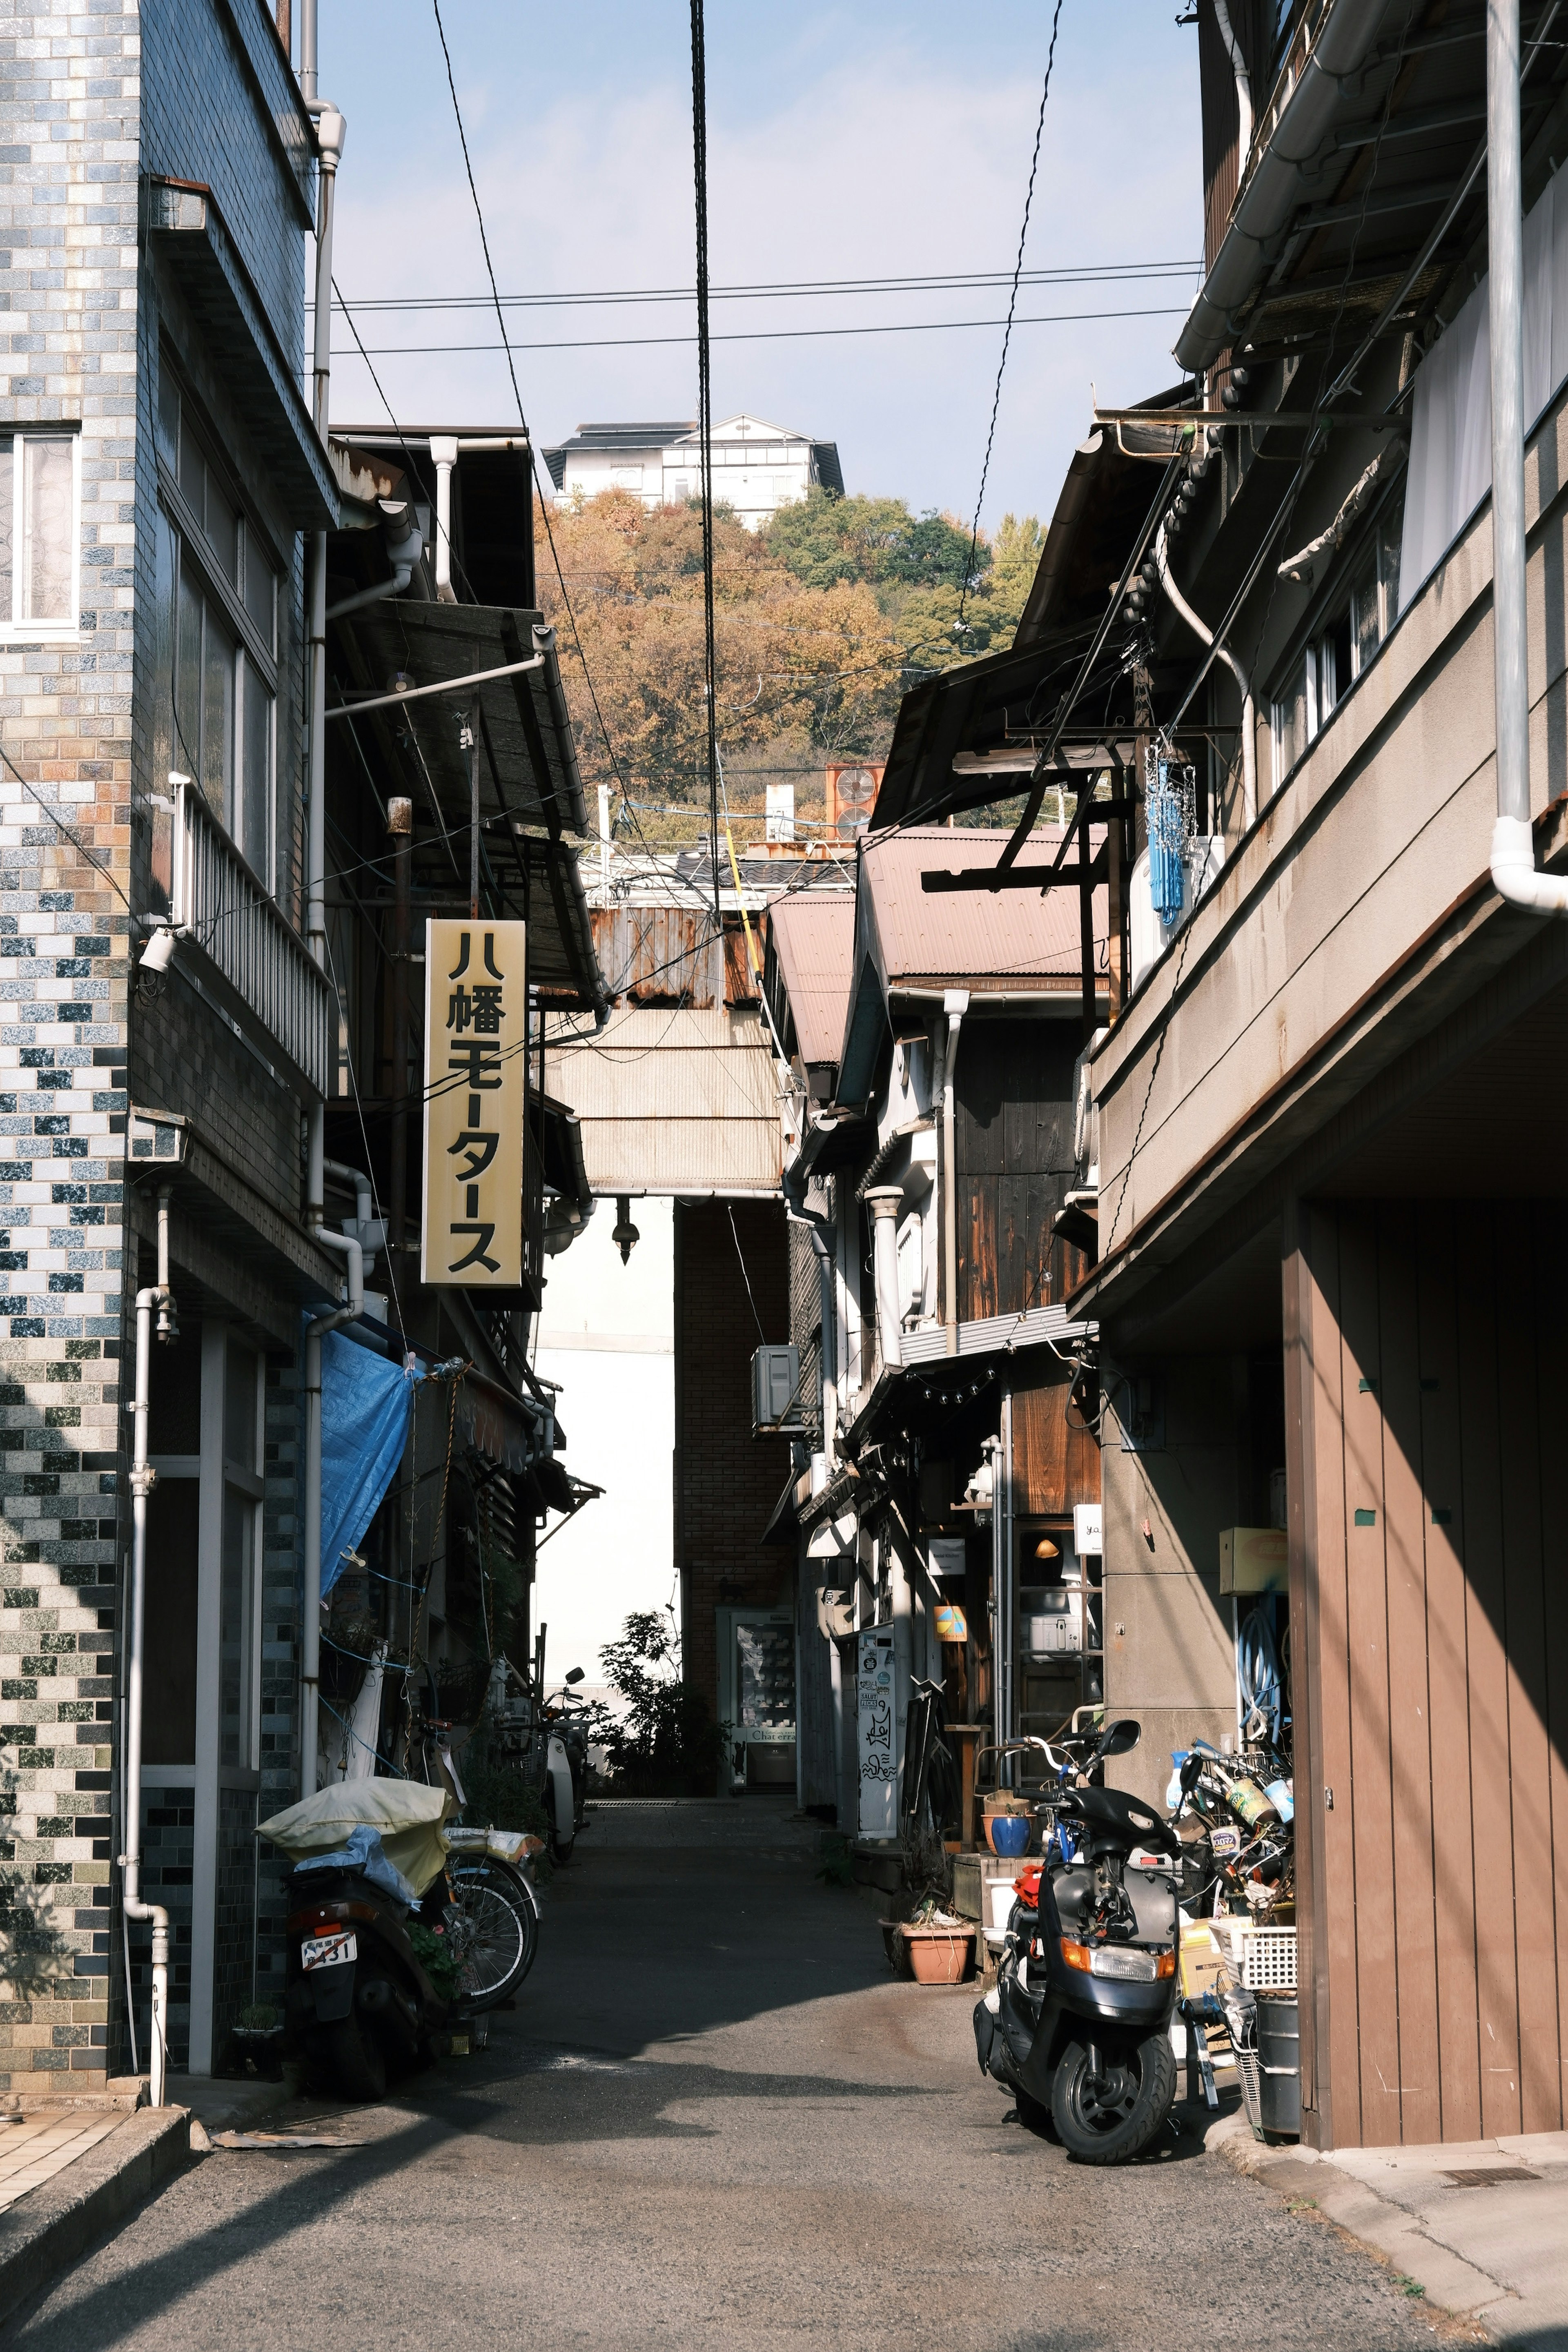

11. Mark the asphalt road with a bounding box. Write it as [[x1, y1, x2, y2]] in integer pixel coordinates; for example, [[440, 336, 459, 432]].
[[7, 1804, 1441, 2351]]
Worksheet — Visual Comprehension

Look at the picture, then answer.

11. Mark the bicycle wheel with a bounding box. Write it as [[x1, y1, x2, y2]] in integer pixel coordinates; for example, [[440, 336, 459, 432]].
[[448, 1863, 537, 2008]]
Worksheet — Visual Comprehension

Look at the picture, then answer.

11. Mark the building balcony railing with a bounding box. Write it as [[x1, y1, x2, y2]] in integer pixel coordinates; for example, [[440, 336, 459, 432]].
[[169, 780, 336, 1099]]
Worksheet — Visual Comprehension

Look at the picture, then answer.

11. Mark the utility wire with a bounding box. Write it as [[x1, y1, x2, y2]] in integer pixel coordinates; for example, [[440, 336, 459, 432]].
[[341, 301, 1188, 361], [332, 258, 1203, 315], [426, 0, 667, 893], [690, 0, 721, 930], [960, 0, 1065, 630], [0, 745, 134, 915]]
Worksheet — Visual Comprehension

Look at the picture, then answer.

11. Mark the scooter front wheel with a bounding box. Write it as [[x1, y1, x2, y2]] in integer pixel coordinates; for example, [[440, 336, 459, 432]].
[[1049, 2029, 1175, 2165]]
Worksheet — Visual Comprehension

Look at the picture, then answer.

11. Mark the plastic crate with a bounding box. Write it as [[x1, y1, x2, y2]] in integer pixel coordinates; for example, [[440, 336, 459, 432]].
[[1212, 1920, 1297, 1991]]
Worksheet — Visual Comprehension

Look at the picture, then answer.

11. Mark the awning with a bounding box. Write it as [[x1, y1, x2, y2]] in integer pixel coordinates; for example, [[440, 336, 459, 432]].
[[147, 180, 337, 531], [548, 1003, 783, 1194], [332, 600, 588, 837]]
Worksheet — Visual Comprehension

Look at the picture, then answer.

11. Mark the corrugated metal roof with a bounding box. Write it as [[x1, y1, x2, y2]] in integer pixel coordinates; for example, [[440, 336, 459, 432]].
[[901, 1303, 1094, 1364], [860, 826, 1105, 989], [548, 1005, 782, 1195], [767, 895, 857, 1069]]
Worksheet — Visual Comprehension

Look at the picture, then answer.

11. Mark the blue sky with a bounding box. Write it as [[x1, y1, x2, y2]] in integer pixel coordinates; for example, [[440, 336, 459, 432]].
[[318, 2, 1203, 528]]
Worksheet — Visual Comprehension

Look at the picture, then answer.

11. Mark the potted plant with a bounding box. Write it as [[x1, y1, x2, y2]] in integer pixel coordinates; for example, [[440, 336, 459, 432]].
[[898, 1895, 975, 1984]]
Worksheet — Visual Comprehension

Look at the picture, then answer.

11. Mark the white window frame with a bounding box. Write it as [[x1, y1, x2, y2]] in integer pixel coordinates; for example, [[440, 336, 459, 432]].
[[0, 430, 80, 641]]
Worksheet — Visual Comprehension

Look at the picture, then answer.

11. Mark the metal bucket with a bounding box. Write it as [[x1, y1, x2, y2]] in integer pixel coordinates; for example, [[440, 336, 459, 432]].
[[1256, 1993, 1301, 2137]]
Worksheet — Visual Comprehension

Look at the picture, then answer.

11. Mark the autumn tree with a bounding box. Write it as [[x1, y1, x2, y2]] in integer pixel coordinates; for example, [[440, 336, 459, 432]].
[[535, 490, 905, 818]]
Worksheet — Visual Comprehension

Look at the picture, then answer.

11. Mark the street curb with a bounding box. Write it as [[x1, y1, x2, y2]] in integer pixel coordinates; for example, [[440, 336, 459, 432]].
[[1207, 2113, 1510, 2335], [0, 2105, 191, 2330]]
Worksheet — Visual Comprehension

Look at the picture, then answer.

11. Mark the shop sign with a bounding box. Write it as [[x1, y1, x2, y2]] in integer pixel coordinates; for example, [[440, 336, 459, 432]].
[[421, 917, 526, 1287], [857, 1628, 897, 1838]]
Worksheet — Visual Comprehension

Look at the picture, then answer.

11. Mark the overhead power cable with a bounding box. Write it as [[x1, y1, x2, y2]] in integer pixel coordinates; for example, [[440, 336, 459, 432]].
[[690, 0, 721, 929], [331, 258, 1203, 316], [960, 0, 1065, 629], [428, 0, 670, 886], [338, 301, 1188, 361]]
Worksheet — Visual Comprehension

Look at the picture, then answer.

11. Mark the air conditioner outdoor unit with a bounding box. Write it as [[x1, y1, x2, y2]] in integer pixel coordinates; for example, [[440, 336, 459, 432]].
[[751, 1343, 804, 1435]]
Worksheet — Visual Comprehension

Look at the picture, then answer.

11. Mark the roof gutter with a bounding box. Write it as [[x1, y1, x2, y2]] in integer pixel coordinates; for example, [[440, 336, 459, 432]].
[[1174, 0, 1408, 375]]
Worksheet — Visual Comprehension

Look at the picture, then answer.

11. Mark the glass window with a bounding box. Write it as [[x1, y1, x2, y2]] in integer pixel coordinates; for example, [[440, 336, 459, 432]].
[[201, 597, 235, 809], [241, 519, 276, 652], [0, 434, 76, 633], [241, 661, 273, 879], [171, 536, 275, 884]]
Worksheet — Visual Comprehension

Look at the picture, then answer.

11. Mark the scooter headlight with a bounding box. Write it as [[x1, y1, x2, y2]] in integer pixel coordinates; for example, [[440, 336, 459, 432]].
[[1058, 1938, 1174, 1982]]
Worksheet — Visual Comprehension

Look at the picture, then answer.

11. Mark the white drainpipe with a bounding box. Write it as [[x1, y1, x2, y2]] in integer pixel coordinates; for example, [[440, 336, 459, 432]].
[[303, 94, 345, 1238], [1212, 0, 1253, 166], [864, 1186, 904, 1373], [1156, 520, 1257, 829], [301, 1223, 365, 1799], [941, 989, 968, 1355], [1488, 0, 1568, 916], [431, 435, 459, 604], [123, 1188, 177, 2107]]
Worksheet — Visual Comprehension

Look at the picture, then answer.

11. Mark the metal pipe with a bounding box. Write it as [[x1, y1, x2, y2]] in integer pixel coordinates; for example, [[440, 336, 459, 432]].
[[430, 434, 459, 604], [808, 1225, 839, 1461], [942, 989, 968, 1355], [388, 796, 412, 1276], [865, 1186, 904, 1373], [323, 653, 545, 722], [301, 1223, 365, 1799], [299, 0, 317, 102], [1155, 521, 1257, 829], [122, 1188, 176, 2106], [1212, 0, 1253, 165], [1487, 0, 1568, 915]]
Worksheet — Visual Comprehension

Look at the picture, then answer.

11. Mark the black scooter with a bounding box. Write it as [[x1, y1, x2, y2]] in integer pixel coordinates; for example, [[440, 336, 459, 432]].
[[973, 1719, 1187, 2164], [283, 1859, 448, 2101]]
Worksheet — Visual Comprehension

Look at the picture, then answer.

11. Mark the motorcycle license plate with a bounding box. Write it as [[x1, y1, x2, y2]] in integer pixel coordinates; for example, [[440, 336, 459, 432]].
[[301, 1931, 356, 1972]]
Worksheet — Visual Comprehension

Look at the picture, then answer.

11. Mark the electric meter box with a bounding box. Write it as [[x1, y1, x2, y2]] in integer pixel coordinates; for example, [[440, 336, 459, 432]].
[[1219, 1526, 1289, 1594], [751, 1343, 803, 1436]]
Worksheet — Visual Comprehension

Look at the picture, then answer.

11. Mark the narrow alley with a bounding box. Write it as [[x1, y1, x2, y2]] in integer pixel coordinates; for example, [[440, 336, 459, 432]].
[[3, 1813, 1436, 2352]]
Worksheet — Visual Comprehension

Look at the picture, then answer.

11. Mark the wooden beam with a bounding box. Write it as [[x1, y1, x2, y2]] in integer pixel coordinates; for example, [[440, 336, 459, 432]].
[[921, 846, 1110, 895]]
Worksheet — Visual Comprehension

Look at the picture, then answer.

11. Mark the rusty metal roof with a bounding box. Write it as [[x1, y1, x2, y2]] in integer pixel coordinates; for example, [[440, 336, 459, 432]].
[[837, 827, 1107, 1100], [765, 894, 857, 1074]]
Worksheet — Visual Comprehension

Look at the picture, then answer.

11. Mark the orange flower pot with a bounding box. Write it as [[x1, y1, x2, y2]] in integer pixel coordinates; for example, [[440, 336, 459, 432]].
[[902, 1925, 974, 1984]]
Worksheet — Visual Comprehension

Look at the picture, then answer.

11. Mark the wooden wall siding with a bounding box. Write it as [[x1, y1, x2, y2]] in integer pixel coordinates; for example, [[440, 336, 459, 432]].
[[1284, 1199, 1568, 2150], [955, 1024, 1078, 1323], [1011, 1367, 1100, 1519]]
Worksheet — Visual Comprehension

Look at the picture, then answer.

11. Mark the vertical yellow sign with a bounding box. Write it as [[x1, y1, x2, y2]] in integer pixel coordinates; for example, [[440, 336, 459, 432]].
[[421, 917, 527, 1287]]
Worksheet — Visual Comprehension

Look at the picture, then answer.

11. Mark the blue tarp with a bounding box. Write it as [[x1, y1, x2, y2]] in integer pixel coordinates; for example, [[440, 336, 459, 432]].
[[318, 1327, 421, 1599]]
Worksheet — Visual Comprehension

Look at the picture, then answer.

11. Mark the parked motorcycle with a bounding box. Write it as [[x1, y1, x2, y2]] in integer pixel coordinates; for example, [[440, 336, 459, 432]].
[[542, 1665, 590, 1863], [283, 1847, 448, 2101], [973, 1719, 1187, 2164]]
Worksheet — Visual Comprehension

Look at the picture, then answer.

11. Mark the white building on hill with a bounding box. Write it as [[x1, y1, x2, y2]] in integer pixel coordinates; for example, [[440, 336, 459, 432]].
[[542, 414, 844, 530]]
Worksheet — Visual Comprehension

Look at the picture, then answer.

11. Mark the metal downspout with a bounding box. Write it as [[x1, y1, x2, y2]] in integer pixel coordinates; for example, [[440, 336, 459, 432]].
[[864, 1187, 904, 1373], [301, 1224, 365, 1800], [1156, 521, 1257, 829], [122, 1189, 176, 2106], [942, 989, 968, 1355], [1487, 0, 1568, 915]]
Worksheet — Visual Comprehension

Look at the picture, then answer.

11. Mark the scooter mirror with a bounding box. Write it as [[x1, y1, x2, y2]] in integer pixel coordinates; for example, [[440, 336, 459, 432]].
[[565, 1666, 586, 1685], [1179, 1752, 1207, 1795], [1096, 1717, 1142, 1759]]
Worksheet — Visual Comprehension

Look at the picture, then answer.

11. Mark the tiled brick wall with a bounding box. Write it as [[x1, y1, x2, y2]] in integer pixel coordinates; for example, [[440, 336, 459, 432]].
[[0, 0, 313, 2085], [673, 1200, 792, 1736]]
